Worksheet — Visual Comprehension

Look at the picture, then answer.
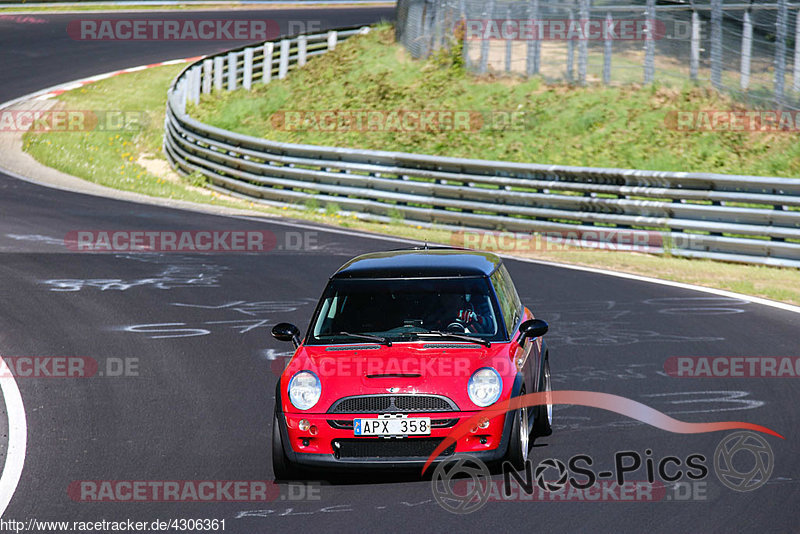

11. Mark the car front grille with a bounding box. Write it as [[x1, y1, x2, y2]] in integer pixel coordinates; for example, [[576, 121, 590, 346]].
[[327, 418, 458, 430], [328, 394, 458, 414], [333, 438, 456, 459]]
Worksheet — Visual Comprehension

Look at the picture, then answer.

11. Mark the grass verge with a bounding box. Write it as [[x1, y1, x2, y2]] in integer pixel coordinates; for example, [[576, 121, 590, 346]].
[[191, 25, 800, 178], [19, 29, 800, 306]]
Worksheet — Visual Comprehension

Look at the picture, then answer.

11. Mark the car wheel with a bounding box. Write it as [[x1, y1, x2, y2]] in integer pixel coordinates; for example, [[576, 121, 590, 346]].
[[504, 387, 530, 470], [534, 357, 553, 437], [272, 414, 301, 480]]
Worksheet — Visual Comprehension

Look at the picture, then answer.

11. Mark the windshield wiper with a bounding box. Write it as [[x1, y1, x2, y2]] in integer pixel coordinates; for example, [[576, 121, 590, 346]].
[[330, 332, 392, 347], [416, 331, 491, 347]]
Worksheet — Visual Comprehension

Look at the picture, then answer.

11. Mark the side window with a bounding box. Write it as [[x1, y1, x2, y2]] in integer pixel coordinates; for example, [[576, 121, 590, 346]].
[[491, 265, 519, 337], [500, 265, 523, 324]]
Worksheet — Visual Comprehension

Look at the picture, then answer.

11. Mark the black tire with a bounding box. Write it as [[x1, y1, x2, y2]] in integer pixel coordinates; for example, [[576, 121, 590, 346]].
[[533, 357, 553, 437], [272, 414, 301, 480], [504, 387, 530, 471]]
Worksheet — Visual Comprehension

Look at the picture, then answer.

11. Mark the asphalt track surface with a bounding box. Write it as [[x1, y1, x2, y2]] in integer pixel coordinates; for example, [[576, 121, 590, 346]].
[[0, 8, 798, 533]]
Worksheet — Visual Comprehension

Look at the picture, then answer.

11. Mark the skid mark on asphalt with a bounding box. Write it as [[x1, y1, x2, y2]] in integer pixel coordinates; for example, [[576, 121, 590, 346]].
[[554, 390, 764, 433], [171, 299, 314, 315], [43, 266, 226, 291], [5, 233, 64, 247], [523, 298, 729, 346], [119, 299, 316, 339], [234, 499, 435, 519], [642, 297, 749, 315], [260, 348, 295, 361], [552, 363, 661, 384], [121, 319, 275, 338], [641, 391, 764, 415], [545, 319, 723, 347], [41, 254, 228, 291]]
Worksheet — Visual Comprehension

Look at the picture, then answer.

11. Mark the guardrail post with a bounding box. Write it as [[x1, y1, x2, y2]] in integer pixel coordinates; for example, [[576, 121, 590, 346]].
[[740, 10, 752, 90], [567, 10, 575, 83], [644, 0, 655, 84], [794, 10, 800, 92], [243, 48, 254, 90], [774, 0, 788, 106], [176, 80, 186, 114], [227, 51, 237, 91], [578, 0, 589, 85], [690, 10, 700, 81], [181, 80, 188, 114], [432, 0, 443, 52], [189, 67, 201, 104], [504, 5, 512, 74], [526, 0, 540, 76], [327, 30, 338, 50], [263, 42, 274, 84], [479, 0, 493, 74], [213, 56, 223, 91], [458, 0, 469, 69], [462, 16, 471, 70], [603, 12, 612, 84], [184, 71, 193, 105], [202, 59, 213, 94], [710, 0, 722, 89], [194, 67, 202, 103], [298, 35, 308, 67], [279, 39, 290, 79], [185, 68, 194, 105]]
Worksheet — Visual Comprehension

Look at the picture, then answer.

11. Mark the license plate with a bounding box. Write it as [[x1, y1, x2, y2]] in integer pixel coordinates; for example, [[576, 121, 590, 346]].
[[354, 415, 431, 436]]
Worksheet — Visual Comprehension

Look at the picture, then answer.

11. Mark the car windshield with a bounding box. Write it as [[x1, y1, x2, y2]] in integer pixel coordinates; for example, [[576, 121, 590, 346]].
[[307, 277, 507, 345]]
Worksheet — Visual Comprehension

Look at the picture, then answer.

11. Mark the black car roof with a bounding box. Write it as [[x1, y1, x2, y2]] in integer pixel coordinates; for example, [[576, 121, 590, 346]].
[[331, 248, 503, 279]]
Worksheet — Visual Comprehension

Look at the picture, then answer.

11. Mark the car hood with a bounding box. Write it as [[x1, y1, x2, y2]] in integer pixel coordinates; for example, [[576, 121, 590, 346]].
[[280, 341, 520, 413]]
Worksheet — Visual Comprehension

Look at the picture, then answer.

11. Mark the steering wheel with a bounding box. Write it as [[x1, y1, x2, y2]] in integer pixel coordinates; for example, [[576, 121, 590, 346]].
[[445, 321, 471, 334]]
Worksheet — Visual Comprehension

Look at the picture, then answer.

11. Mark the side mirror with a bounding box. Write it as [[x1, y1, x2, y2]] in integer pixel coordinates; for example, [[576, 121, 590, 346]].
[[272, 323, 301, 348], [517, 319, 548, 346]]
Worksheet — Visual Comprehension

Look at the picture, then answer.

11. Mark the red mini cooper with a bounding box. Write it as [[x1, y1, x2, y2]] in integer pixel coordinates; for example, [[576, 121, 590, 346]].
[[270, 248, 551, 478]]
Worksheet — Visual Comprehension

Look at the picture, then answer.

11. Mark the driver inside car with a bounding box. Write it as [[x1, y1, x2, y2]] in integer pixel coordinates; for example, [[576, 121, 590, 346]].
[[450, 293, 493, 334]]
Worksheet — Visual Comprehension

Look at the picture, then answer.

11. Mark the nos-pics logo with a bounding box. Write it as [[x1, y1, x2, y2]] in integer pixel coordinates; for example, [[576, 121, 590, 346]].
[[431, 431, 775, 514]]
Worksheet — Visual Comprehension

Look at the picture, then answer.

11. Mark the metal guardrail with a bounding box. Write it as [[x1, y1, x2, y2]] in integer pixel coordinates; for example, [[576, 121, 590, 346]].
[[164, 26, 800, 268]]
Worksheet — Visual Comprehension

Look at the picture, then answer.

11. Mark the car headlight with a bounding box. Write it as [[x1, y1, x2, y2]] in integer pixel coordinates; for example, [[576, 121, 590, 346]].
[[468, 367, 502, 407], [288, 371, 321, 411]]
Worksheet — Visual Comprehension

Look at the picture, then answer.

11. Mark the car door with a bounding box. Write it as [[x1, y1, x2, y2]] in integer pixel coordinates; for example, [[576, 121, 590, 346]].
[[491, 266, 537, 392]]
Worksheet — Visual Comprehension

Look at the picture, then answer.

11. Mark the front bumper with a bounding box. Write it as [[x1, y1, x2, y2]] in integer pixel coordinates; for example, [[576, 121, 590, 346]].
[[277, 410, 514, 469]]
